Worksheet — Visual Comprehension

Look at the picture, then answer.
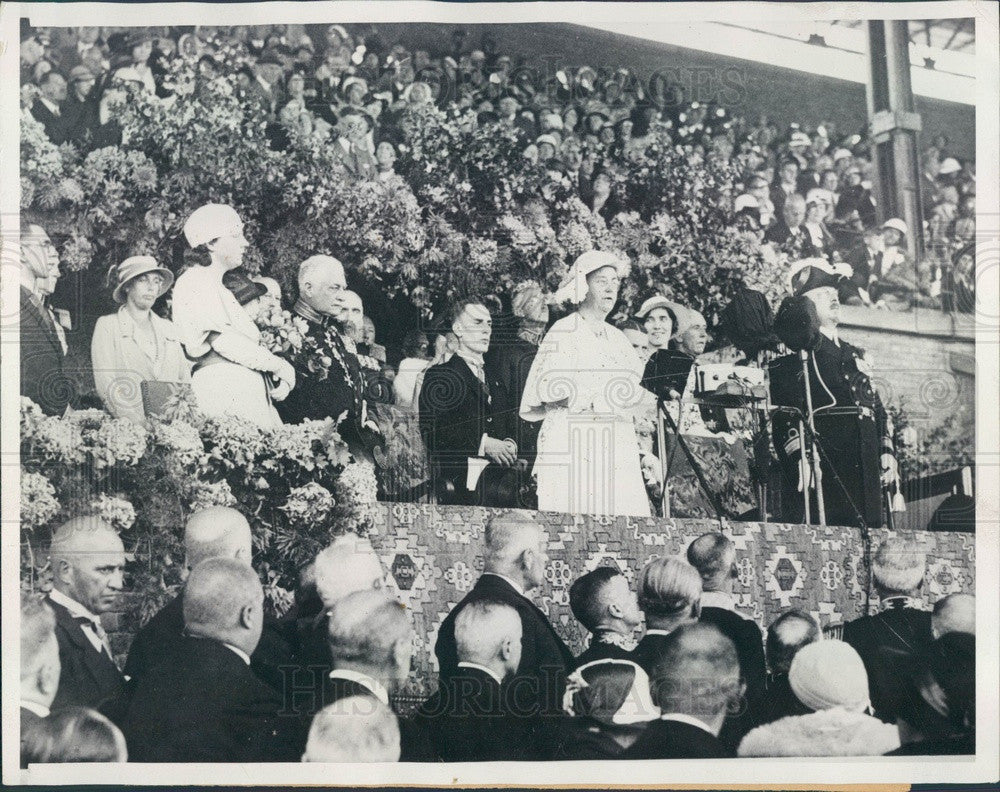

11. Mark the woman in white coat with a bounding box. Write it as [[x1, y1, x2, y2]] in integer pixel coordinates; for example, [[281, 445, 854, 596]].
[[91, 256, 190, 425], [520, 250, 650, 517], [171, 203, 295, 427]]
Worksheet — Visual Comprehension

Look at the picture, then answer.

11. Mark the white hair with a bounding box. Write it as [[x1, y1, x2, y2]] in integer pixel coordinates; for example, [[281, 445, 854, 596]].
[[313, 535, 384, 608], [303, 696, 400, 762], [454, 600, 522, 665], [872, 537, 926, 595]]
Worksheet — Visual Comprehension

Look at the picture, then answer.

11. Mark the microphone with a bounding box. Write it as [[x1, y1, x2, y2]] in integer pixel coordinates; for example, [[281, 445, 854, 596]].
[[773, 295, 821, 353]]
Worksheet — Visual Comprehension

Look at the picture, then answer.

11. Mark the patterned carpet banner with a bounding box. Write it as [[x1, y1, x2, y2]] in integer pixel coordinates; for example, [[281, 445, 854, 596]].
[[365, 503, 975, 701]]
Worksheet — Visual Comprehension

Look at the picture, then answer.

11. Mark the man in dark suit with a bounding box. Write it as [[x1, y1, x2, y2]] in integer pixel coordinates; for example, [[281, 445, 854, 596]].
[[332, 109, 377, 181], [20, 596, 61, 768], [843, 537, 933, 721], [275, 255, 380, 459], [419, 301, 523, 507], [435, 512, 574, 718], [751, 609, 818, 728], [123, 507, 292, 691], [20, 223, 73, 416], [416, 599, 530, 761], [31, 71, 70, 144], [623, 623, 740, 759], [687, 533, 766, 715], [46, 517, 126, 711], [631, 556, 702, 675], [304, 589, 433, 762], [121, 558, 302, 762], [569, 567, 642, 669]]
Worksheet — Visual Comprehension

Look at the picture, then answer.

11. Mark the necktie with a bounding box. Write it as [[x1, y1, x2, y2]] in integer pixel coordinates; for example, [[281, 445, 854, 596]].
[[76, 615, 117, 666]]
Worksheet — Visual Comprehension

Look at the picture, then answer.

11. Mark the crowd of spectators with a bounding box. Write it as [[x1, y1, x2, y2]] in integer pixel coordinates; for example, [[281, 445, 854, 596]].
[[21, 511, 976, 764], [22, 23, 976, 316]]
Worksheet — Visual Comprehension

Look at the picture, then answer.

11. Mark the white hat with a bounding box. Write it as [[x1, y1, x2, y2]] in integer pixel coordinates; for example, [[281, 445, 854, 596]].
[[790, 131, 811, 147], [882, 217, 909, 236], [789, 640, 870, 713], [341, 76, 368, 96], [806, 187, 834, 206], [554, 250, 630, 305], [938, 157, 961, 175], [635, 295, 681, 320], [326, 24, 349, 41], [542, 112, 564, 130], [833, 148, 853, 161], [733, 193, 760, 213], [536, 134, 559, 149], [183, 203, 245, 248]]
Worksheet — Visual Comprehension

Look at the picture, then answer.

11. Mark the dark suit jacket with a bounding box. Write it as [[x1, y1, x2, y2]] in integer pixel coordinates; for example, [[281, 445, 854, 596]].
[[630, 632, 672, 675], [123, 593, 294, 692], [418, 354, 519, 507], [320, 673, 435, 762], [484, 334, 542, 469], [550, 716, 636, 760], [700, 606, 766, 700], [750, 673, 812, 728], [435, 574, 573, 717], [415, 666, 537, 761], [47, 594, 125, 711], [31, 98, 69, 144], [61, 91, 100, 148], [20, 287, 72, 416], [573, 633, 635, 670], [843, 604, 933, 719], [121, 636, 301, 762], [700, 606, 766, 749], [622, 718, 733, 759]]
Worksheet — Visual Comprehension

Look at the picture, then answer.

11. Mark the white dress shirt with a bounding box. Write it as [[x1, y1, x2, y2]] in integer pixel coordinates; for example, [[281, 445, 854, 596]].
[[700, 590, 736, 611], [21, 700, 50, 718]]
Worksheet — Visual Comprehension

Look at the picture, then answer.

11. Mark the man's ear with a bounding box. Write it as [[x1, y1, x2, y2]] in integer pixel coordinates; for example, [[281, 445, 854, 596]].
[[51, 558, 72, 587], [607, 601, 624, 619], [691, 601, 702, 620], [730, 562, 739, 580], [238, 602, 255, 630], [391, 638, 410, 674]]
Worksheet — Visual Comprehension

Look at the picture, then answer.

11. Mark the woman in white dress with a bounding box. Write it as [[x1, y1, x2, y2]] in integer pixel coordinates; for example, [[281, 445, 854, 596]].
[[520, 250, 650, 517], [171, 203, 295, 428]]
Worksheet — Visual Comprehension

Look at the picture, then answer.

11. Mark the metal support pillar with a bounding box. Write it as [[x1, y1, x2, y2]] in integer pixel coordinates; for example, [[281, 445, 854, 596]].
[[865, 20, 925, 264]]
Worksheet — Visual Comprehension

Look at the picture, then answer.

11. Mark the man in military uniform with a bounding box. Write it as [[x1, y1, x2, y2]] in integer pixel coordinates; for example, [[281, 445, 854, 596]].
[[769, 259, 898, 528], [276, 255, 381, 458]]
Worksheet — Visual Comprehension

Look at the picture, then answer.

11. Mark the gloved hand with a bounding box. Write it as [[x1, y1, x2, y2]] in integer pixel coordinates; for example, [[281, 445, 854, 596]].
[[880, 453, 898, 486]]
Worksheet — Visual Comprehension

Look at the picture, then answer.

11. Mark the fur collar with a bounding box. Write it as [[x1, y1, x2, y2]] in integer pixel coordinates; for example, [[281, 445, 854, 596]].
[[738, 708, 900, 757]]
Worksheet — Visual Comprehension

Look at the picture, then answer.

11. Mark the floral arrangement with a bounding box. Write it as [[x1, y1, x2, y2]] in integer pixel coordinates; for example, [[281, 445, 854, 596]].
[[21, 54, 785, 328], [19, 398, 373, 618]]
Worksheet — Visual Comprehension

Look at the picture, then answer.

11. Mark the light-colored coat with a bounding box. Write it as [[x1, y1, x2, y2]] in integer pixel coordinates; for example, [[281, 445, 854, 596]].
[[737, 707, 900, 757], [91, 307, 190, 425]]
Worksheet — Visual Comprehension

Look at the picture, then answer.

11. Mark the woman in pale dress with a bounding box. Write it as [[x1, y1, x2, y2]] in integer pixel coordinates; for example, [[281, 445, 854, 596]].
[[520, 250, 650, 517], [91, 255, 190, 426], [171, 203, 295, 427]]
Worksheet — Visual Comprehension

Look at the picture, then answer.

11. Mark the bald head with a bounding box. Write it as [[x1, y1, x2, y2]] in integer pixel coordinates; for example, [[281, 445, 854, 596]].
[[184, 507, 252, 573], [484, 512, 548, 591], [765, 609, 820, 675], [686, 533, 736, 592], [649, 623, 741, 734], [932, 593, 975, 639], [303, 697, 400, 763], [454, 600, 522, 680], [49, 517, 125, 614], [327, 590, 412, 685], [313, 534, 384, 608], [183, 557, 263, 655]]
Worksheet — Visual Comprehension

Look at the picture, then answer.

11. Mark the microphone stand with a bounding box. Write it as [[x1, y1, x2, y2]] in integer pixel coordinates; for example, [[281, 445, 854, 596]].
[[799, 349, 826, 526], [655, 395, 726, 523]]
